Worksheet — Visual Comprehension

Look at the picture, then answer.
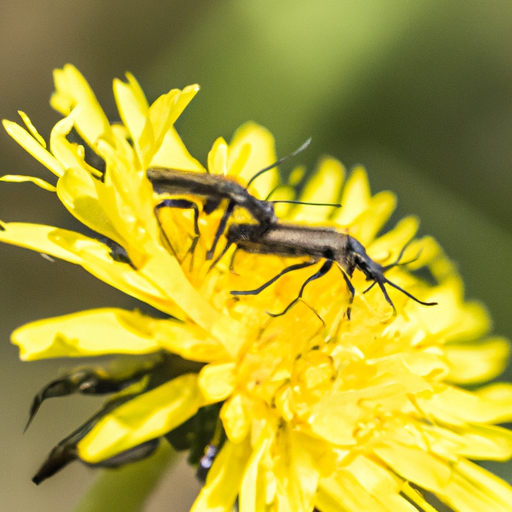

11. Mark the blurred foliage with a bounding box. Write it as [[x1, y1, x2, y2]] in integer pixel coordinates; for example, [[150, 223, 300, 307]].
[[1, 1, 512, 510]]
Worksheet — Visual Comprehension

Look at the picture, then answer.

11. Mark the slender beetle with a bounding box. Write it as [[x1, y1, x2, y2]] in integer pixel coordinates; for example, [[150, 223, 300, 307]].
[[226, 223, 437, 316]]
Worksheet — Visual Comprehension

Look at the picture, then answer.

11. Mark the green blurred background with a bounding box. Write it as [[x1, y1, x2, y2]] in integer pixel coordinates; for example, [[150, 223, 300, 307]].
[[1, 1, 512, 510]]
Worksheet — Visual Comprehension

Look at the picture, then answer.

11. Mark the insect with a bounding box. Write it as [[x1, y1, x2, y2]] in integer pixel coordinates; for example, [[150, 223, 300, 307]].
[[147, 167, 277, 259], [224, 222, 437, 316], [146, 139, 312, 260]]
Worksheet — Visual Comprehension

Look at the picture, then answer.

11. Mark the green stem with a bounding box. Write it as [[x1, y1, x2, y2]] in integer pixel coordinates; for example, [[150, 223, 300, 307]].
[[72, 441, 176, 512]]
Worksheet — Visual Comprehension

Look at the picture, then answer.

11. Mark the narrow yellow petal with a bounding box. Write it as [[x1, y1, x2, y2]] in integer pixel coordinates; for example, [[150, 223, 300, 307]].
[[0, 223, 186, 320], [420, 385, 512, 425], [239, 425, 274, 512], [401, 483, 439, 512], [456, 459, 512, 508], [49, 116, 102, 179], [291, 157, 345, 223], [333, 166, 371, 226], [318, 471, 390, 512], [229, 122, 278, 199], [439, 459, 512, 512], [221, 394, 250, 443], [18, 110, 46, 147], [0, 174, 56, 192], [2, 120, 65, 177], [56, 168, 125, 247], [369, 216, 420, 263], [373, 442, 451, 492], [191, 438, 252, 512], [208, 137, 229, 176], [351, 190, 396, 245], [113, 75, 148, 164], [122, 73, 149, 113], [168, 84, 200, 125]]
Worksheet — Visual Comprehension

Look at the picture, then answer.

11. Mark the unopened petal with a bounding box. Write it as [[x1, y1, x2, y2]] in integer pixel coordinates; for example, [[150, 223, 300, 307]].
[[78, 373, 203, 463]]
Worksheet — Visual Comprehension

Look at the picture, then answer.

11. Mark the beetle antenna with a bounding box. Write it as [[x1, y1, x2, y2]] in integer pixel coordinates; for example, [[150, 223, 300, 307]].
[[270, 199, 341, 208], [246, 138, 312, 188]]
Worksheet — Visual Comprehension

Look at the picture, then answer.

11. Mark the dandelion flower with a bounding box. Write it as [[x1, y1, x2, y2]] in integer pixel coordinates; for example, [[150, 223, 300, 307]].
[[2, 65, 512, 512]]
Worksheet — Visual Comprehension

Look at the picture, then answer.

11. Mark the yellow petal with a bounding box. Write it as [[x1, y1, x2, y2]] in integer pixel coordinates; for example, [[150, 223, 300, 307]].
[[147, 86, 199, 150], [2, 120, 65, 177], [199, 363, 237, 402], [350, 190, 396, 245], [309, 393, 360, 445], [318, 470, 390, 512], [208, 137, 229, 176], [344, 456, 421, 512], [332, 166, 371, 226], [56, 166, 121, 243], [441, 459, 512, 512], [401, 483, 439, 512], [221, 394, 250, 443], [18, 110, 46, 147], [113, 74, 148, 165], [150, 126, 204, 171], [12, 308, 160, 360], [0, 222, 82, 263], [51, 64, 112, 146], [273, 428, 319, 512], [0, 174, 56, 192], [445, 337, 510, 385], [154, 322, 230, 362], [475, 382, 512, 403], [120, 72, 149, 116], [368, 216, 419, 264], [0, 223, 185, 320], [239, 424, 274, 512], [430, 423, 512, 461], [78, 373, 203, 463], [345, 455, 401, 497], [420, 385, 512, 425], [49, 116, 102, 179], [151, 84, 199, 131], [229, 122, 278, 199], [373, 441, 451, 492], [191, 438, 252, 512], [291, 157, 345, 224]]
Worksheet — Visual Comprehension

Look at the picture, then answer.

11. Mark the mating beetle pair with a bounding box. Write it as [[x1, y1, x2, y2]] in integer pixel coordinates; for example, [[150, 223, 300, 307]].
[[148, 153, 437, 317]]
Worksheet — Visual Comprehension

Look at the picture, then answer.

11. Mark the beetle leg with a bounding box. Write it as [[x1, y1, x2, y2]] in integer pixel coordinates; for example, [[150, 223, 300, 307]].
[[155, 199, 200, 267], [206, 201, 235, 261], [268, 259, 333, 317], [231, 260, 318, 296]]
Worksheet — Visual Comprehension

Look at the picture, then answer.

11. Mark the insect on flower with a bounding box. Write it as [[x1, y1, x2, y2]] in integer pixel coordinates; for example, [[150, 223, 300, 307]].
[[5, 65, 512, 512], [146, 139, 312, 259], [225, 222, 438, 316]]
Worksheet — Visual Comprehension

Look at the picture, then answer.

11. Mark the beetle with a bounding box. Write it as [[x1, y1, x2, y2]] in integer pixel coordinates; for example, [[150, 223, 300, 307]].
[[224, 222, 437, 316], [147, 167, 278, 259], [146, 139, 312, 260]]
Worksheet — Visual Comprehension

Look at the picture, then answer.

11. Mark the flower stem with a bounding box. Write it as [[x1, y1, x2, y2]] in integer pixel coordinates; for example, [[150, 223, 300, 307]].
[[72, 441, 176, 512]]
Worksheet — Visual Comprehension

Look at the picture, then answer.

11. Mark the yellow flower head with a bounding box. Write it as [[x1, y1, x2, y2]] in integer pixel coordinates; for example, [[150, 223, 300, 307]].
[[2, 65, 512, 512]]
